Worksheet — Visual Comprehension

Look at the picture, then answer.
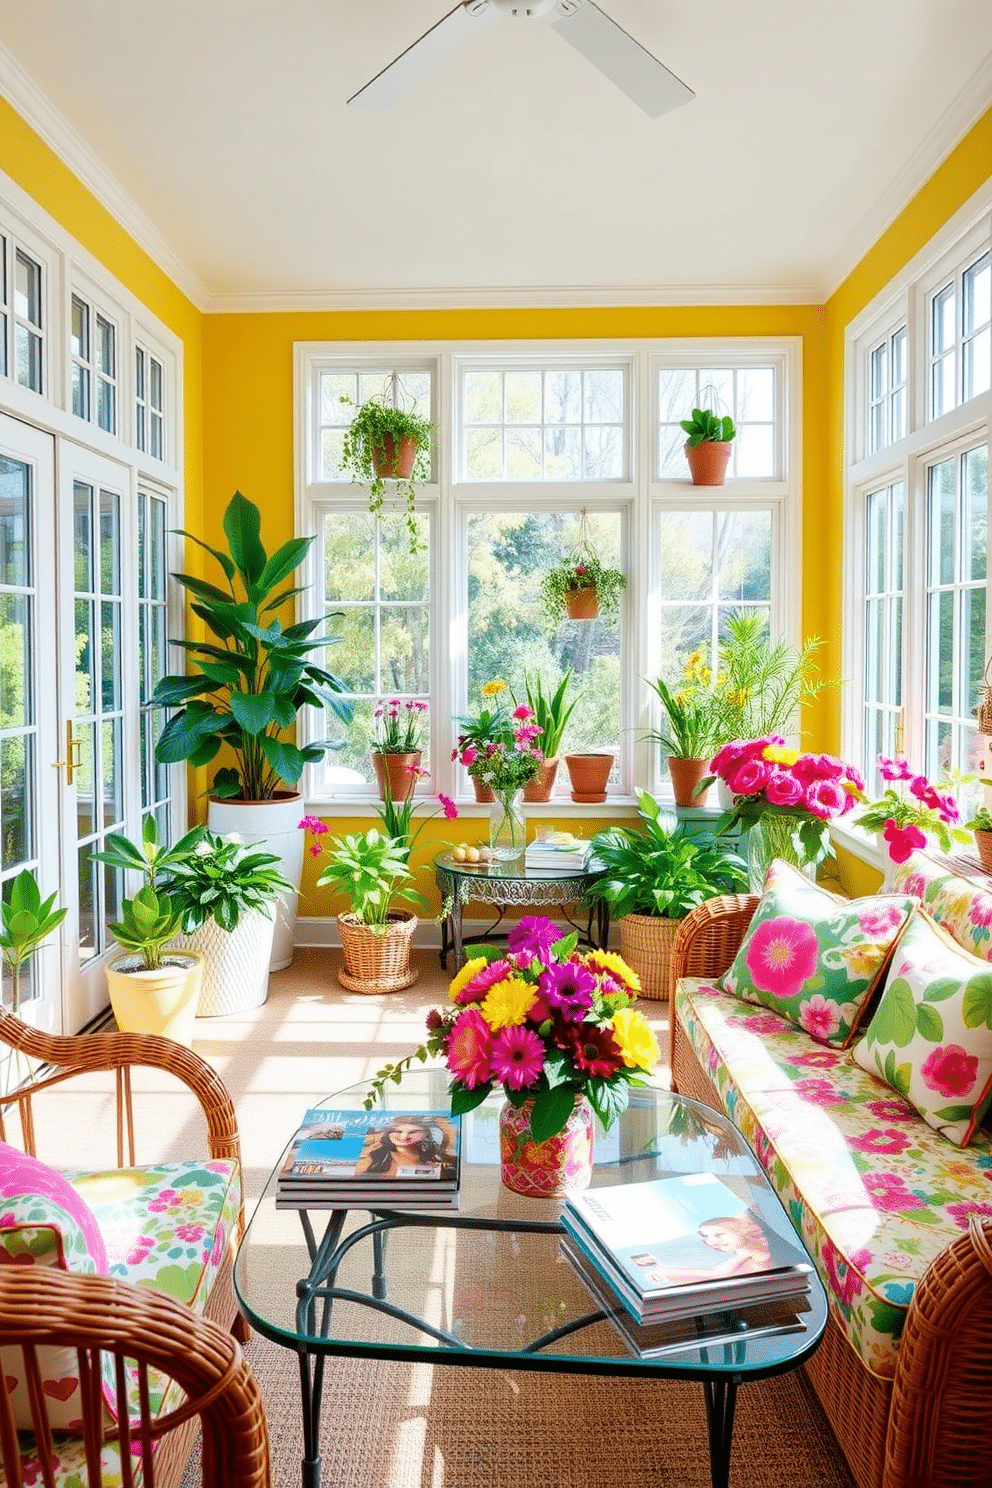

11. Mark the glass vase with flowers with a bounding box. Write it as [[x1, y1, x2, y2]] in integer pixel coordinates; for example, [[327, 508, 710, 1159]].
[[853, 757, 969, 864], [708, 735, 865, 889], [467, 711, 544, 859], [366, 915, 660, 1195], [453, 680, 516, 802]]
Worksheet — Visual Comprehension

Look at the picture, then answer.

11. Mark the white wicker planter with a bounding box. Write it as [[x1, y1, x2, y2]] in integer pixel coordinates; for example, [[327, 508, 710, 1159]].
[[173, 907, 276, 1017]]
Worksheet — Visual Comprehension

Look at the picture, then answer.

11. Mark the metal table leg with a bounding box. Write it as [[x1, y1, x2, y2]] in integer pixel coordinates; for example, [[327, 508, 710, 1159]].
[[702, 1376, 738, 1488]]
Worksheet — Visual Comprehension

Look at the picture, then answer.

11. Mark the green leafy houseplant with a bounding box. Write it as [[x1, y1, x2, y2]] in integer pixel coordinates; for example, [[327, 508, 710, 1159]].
[[714, 613, 837, 744], [516, 671, 578, 759], [0, 870, 67, 1016], [339, 396, 434, 551], [151, 490, 350, 803], [108, 887, 186, 971], [158, 832, 292, 934], [540, 551, 627, 625], [90, 815, 208, 893], [311, 828, 429, 931], [644, 674, 727, 760], [679, 408, 737, 446], [586, 791, 748, 920], [966, 805, 992, 832]]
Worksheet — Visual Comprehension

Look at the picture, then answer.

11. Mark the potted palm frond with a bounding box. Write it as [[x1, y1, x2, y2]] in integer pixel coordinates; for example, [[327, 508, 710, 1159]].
[[339, 395, 434, 552], [587, 792, 747, 999], [680, 407, 736, 486]]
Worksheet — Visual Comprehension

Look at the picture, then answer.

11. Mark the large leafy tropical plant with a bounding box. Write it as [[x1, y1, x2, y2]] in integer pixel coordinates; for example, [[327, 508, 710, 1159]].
[[152, 491, 351, 801]]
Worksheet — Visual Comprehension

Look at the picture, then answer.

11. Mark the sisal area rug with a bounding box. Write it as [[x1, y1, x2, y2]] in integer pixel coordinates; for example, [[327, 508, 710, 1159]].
[[170, 948, 855, 1488]]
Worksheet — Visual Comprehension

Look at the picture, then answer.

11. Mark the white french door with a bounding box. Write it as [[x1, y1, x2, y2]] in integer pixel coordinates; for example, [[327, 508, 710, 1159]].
[[0, 413, 61, 1036]]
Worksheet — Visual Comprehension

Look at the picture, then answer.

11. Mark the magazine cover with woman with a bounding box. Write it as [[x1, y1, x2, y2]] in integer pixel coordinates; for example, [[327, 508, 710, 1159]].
[[280, 1109, 461, 1186]]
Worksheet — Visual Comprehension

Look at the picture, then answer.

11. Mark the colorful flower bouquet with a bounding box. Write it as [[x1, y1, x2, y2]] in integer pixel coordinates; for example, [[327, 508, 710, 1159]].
[[367, 916, 660, 1141], [709, 735, 864, 871], [372, 697, 429, 754], [453, 679, 515, 767], [853, 756, 969, 863]]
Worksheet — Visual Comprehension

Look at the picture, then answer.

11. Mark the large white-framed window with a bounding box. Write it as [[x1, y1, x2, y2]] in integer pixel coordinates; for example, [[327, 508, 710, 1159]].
[[69, 285, 118, 435], [844, 189, 992, 797], [297, 337, 802, 809], [0, 223, 52, 398]]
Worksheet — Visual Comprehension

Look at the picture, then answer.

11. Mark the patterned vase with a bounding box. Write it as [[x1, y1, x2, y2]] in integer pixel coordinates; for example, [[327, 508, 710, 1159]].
[[498, 1095, 594, 1198], [489, 788, 525, 859], [746, 816, 819, 893]]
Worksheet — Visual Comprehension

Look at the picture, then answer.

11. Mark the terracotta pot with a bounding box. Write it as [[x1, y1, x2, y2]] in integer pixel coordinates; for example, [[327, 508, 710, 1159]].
[[337, 911, 419, 994], [564, 753, 614, 803], [371, 750, 421, 802], [565, 586, 599, 621], [668, 756, 713, 808], [471, 777, 496, 804], [371, 434, 418, 481], [522, 757, 560, 802], [974, 829, 992, 871], [685, 440, 732, 486]]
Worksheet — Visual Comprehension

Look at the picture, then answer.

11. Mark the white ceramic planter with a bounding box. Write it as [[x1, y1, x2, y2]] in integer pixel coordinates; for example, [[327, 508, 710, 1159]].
[[173, 906, 276, 1016], [206, 793, 303, 971]]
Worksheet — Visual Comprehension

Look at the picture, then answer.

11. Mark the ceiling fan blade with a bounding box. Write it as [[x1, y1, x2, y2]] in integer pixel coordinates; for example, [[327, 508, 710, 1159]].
[[348, 2, 498, 108], [550, 0, 694, 118]]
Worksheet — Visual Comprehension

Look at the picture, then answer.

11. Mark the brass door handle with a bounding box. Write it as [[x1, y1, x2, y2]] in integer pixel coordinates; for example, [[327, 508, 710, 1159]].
[[66, 722, 82, 786]]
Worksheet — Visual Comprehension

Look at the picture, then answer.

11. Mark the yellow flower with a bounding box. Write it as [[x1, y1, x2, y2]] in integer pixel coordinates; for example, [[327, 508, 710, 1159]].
[[763, 744, 800, 766], [584, 949, 641, 993], [727, 688, 750, 705], [481, 679, 507, 697], [611, 1007, 660, 1071], [481, 977, 537, 1029], [449, 957, 487, 1002]]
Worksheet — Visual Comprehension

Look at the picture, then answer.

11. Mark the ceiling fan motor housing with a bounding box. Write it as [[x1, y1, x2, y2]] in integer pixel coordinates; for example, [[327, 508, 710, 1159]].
[[487, 0, 562, 17]]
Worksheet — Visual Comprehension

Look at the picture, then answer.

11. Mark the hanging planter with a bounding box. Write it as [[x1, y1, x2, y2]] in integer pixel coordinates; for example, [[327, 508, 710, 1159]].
[[339, 391, 434, 551], [680, 406, 737, 487], [540, 512, 626, 626], [564, 586, 599, 621]]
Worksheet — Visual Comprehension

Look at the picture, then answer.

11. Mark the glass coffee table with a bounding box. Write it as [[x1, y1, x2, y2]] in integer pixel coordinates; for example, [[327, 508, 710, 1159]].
[[433, 850, 608, 967], [234, 1073, 826, 1488]]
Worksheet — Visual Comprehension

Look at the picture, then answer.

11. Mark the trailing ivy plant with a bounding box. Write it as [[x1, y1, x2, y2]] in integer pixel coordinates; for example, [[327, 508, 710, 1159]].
[[338, 395, 434, 551], [539, 550, 627, 626]]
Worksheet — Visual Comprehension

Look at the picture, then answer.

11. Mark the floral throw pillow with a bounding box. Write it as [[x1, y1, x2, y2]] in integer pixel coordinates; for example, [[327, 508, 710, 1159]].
[[717, 858, 916, 1046], [851, 906, 992, 1147], [0, 1140, 117, 1431]]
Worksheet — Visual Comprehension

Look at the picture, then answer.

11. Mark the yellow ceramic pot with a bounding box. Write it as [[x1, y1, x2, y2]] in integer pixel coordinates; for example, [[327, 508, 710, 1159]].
[[105, 952, 204, 1047]]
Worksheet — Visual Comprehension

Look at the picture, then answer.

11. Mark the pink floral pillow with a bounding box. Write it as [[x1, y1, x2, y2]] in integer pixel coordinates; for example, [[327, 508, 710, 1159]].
[[851, 907, 992, 1147], [0, 1141, 116, 1431], [717, 859, 915, 1046]]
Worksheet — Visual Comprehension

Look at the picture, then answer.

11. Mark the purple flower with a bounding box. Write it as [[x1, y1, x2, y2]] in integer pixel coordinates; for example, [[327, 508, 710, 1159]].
[[507, 916, 562, 963], [490, 1026, 546, 1089], [537, 961, 596, 1021]]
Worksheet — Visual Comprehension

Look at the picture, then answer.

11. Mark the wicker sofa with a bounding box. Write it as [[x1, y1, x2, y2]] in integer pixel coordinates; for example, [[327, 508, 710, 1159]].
[[668, 859, 992, 1488], [0, 1004, 260, 1487]]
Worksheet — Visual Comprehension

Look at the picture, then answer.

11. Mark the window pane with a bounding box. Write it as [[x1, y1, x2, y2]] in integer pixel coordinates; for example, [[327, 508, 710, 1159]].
[[928, 458, 956, 588], [0, 456, 31, 587], [462, 365, 626, 481], [716, 511, 771, 601], [71, 295, 88, 360], [659, 511, 712, 600], [964, 447, 988, 582], [932, 284, 955, 355], [0, 595, 29, 727], [14, 251, 40, 326], [963, 253, 990, 337], [96, 315, 114, 378]]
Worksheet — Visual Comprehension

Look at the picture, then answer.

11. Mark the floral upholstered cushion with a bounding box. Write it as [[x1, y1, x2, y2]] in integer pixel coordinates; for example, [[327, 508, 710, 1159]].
[[0, 1141, 117, 1431], [674, 975, 992, 1377], [890, 854, 992, 959], [852, 907, 992, 1147], [717, 858, 915, 1046]]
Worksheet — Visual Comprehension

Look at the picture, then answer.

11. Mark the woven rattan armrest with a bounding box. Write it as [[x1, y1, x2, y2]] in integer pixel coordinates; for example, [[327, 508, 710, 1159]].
[[0, 1267, 269, 1487], [667, 892, 760, 1078], [0, 1007, 240, 1169]]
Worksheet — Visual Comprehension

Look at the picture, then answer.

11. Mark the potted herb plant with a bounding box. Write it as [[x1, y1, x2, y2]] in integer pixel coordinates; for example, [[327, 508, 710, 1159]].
[[303, 825, 429, 993], [517, 671, 578, 801], [151, 489, 351, 971], [967, 805, 992, 870], [162, 832, 292, 1015], [339, 394, 434, 552], [680, 407, 736, 486], [540, 550, 626, 624], [586, 791, 748, 999], [644, 671, 727, 807], [713, 613, 837, 744]]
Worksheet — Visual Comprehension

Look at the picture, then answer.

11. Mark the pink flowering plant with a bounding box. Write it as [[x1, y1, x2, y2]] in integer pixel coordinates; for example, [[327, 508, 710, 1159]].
[[366, 916, 660, 1140], [853, 756, 968, 864], [709, 735, 864, 869], [372, 697, 429, 754]]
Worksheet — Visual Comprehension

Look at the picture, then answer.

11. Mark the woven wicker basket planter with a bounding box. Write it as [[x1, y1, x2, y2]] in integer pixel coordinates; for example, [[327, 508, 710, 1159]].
[[618, 913, 683, 1002], [337, 911, 419, 994]]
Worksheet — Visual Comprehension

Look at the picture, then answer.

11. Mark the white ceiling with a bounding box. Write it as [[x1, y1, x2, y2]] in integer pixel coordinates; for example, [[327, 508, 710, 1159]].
[[1, 0, 991, 311]]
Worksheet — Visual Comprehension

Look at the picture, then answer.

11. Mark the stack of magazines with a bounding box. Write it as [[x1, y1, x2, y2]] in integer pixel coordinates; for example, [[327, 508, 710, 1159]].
[[275, 1108, 462, 1211], [524, 829, 590, 870], [560, 1172, 812, 1326]]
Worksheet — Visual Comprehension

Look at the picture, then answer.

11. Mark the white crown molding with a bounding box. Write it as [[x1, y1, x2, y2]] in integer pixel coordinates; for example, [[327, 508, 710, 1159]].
[[819, 50, 992, 302], [0, 41, 209, 312], [202, 281, 821, 314]]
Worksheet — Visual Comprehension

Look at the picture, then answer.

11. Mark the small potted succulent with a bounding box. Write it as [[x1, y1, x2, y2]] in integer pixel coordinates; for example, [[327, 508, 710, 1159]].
[[966, 804, 992, 870], [680, 407, 737, 486], [540, 548, 626, 625], [339, 395, 434, 551]]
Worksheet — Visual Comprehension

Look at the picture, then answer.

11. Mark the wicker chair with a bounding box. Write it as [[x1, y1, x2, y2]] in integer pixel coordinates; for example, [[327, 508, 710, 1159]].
[[668, 894, 992, 1488], [0, 1004, 251, 1488], [0, 1267, 270, 1486]]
